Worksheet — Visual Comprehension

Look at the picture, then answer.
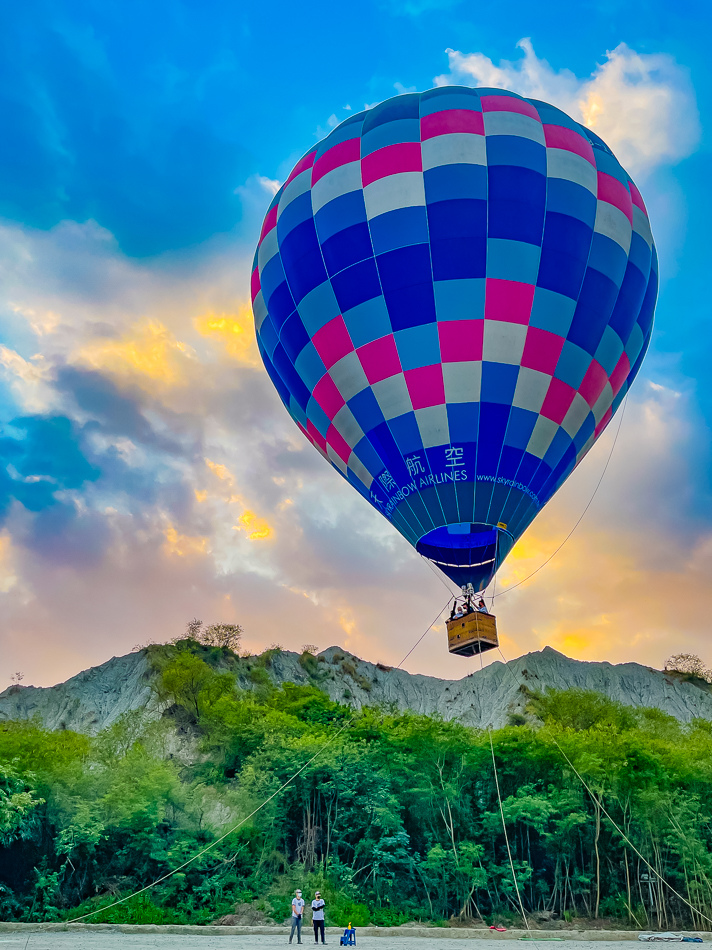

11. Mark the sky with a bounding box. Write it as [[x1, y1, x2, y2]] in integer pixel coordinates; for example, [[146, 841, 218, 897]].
[[0, 0, 710, 688]]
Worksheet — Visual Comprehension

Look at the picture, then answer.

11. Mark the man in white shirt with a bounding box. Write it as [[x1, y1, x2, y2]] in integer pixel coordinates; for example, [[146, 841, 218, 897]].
[[312, 890, 326, 944], [290, 889, 305, 944]]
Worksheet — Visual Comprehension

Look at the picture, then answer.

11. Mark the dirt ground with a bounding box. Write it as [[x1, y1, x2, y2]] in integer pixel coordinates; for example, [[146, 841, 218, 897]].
[[0, 936, 659, 950]]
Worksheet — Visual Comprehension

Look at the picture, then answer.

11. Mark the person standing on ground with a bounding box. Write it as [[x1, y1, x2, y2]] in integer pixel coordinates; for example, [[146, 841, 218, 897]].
[[290, 889, 305, 944], [312, 890, 326, 944]]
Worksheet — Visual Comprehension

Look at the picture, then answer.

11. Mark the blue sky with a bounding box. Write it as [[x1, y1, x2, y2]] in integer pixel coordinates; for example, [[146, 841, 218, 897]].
[[0, 0, 710, 686]]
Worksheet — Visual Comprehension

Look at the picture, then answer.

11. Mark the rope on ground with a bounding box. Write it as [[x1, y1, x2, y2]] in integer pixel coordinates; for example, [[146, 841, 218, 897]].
[[492, 396, 627, 601], [493, 645, 712, 928], [67, 597, 452, 924]]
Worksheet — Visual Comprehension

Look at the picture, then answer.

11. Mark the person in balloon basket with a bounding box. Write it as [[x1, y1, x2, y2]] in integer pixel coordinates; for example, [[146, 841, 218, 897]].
[[290, 889, 305, 944], [312, 890, 326, 944]]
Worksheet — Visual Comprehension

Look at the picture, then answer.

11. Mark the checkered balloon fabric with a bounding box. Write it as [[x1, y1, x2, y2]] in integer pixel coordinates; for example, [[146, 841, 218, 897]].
[[251, 87, 657, 591]]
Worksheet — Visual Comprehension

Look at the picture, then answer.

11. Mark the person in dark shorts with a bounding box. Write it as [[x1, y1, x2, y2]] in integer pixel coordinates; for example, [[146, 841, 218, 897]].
[[312, 890, 326, 944]]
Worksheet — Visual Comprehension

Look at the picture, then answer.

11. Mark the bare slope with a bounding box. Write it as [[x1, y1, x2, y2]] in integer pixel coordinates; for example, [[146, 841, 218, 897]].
[[2, 645, 711, 736]]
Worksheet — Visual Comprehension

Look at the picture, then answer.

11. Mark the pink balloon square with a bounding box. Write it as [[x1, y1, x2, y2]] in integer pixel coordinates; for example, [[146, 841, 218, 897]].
[[405, 364, 445, 410], [541, 377, 577, 425], [438, 320, 483, 362], [361, 142, 422, 187], [543, 124, 595, 165], [312, 138, 360, 185], [480, 95, 540, 120], [326, 425, 352, 464], [610, 352, 631, 396], [285, 149, 316, 186], [313, 374, 345, 420], [578, 359, 609, 407], [250, 266, 261, 304], [420, 109, 484, 140], [484, 278, 535, 325], [357, 335, 402, 384], [312, 316, 354, 370], [597, 171, 633, 224], [521, 327, 565, 375]]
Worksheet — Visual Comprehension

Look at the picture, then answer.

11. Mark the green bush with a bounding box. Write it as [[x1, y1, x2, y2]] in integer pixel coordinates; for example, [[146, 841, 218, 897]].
[[3, 684, 712, 929]]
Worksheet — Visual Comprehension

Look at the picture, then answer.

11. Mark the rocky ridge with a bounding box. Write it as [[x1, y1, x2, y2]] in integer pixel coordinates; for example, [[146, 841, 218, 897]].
[[1, 645, 711, 736]]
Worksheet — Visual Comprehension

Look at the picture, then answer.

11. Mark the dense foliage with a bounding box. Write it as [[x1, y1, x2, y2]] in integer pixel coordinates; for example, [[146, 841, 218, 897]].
[[2, 641, 712, 929]]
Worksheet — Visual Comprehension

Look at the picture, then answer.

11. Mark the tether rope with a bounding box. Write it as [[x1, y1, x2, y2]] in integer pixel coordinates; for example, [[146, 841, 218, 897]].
[[478, 648, 539, 942], [420, 552, 460, 598], [67, 599, 452, 923], [494, 645, 712, 928], [492, 396, 627, 600], [488, 727, 536, 935]]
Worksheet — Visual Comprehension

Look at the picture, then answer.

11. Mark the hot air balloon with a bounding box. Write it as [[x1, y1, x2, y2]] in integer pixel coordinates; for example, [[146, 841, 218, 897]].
[[251, 87, 656, 656]]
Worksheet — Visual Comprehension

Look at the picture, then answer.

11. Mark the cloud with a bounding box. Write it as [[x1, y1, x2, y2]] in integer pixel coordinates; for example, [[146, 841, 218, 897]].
[[492, 381, 712, 669], [436, 39, 700, 178], [74, 321, 195, 387], [194, 309, 260, 366], [54, 366, 188, 456], [0, 345, 54, 413]]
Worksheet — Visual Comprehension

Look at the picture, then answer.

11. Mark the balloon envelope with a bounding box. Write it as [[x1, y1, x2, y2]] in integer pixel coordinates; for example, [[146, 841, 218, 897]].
[[252, 87, 657, 591]]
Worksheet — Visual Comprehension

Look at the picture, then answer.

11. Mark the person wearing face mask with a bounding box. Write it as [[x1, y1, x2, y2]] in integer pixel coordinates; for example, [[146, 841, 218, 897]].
[[312, 890, 326, 944], [290, 889, 305, 944]]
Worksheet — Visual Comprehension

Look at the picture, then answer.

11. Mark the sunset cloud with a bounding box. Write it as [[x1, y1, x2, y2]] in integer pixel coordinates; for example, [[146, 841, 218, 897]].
[[75, 322, 195, 387], [194, 309, 260, 365], [436, 40, 700, 178]]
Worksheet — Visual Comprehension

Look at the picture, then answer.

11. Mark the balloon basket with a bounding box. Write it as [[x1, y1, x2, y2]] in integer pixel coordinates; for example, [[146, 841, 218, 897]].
[[446, 610, 498, 657]]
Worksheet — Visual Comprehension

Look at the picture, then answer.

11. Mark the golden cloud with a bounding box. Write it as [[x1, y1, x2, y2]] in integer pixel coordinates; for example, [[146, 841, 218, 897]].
[[200, 459, 273, 541], [204, 458, 235, 485], [492, 514, 712, 668], [75, 321, 193, 387], [194, 307, 259, 365], [580, 93, 604, 129], [234, 510, 272, 541], [163, 523, 209, 558]]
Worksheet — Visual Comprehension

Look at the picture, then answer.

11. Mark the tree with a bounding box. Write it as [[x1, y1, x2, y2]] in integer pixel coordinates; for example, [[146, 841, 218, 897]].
[[664, 654, 711, 682], [156, 653, 235, 719], [0, 763, 43, 847], [200, 623, 243, 652], [184, 619, 243, 653]]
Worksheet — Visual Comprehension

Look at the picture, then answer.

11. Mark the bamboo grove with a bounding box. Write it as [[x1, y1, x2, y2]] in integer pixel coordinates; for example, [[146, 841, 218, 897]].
[[2, 641, 712, 928]]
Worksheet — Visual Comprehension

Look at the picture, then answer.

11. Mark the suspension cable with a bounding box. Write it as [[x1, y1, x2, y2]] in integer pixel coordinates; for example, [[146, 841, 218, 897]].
[[419, 552, 461, 598], [493, 396, 627, 601]]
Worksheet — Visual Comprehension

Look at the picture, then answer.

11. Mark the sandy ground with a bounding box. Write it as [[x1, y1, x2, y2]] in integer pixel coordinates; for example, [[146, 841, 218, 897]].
[[0, 937, 652, 950]]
